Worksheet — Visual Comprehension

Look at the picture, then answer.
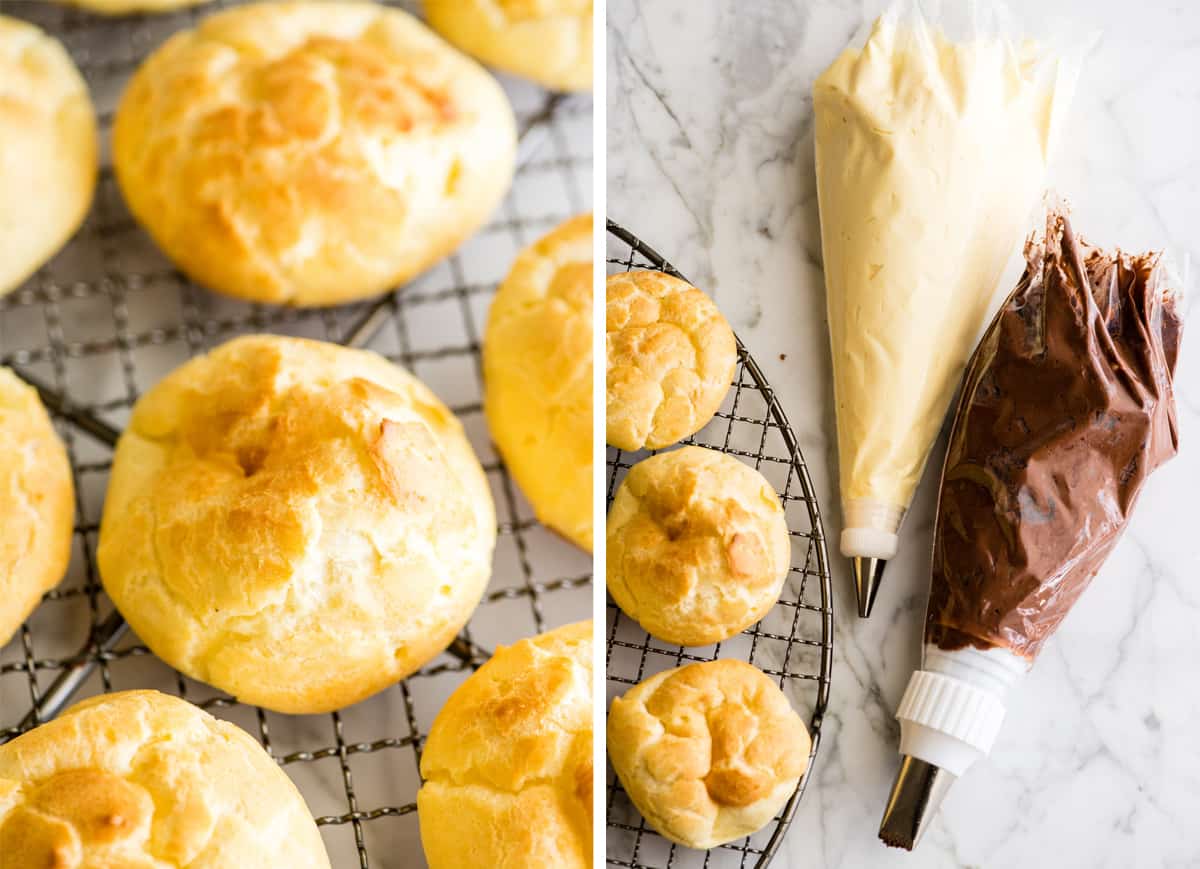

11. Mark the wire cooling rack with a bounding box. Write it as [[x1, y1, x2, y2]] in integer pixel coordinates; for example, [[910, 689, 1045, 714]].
[[604, 222, 833, 869], [0, 3, 591, 867]]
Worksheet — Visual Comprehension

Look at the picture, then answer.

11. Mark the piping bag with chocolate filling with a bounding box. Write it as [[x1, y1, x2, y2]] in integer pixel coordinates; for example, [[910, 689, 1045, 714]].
[[878, 204, 1184, 850], [813, 0, 1080, 616]]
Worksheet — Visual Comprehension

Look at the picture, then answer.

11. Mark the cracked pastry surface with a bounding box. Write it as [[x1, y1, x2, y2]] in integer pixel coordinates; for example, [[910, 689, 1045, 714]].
[[112, 0, 516, 306], [483, 213, 593, 551], [0, 368, 75, 647], [0, 690, 329, 869], [607, 659, 810, 850], [606, 270, 737, 451], [607, 446, 790, 646], [0, 15, 96, 297], [424, 0, 592, 92], [96, 335, 495, 714], [417, 620, 593, 869]]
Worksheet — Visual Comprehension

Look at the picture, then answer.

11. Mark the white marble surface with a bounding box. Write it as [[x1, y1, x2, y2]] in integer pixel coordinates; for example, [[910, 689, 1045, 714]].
[[607, 1, 1200, 866]]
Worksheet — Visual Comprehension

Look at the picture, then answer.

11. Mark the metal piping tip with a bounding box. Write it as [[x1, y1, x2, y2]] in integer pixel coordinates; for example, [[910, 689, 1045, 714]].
[[851, 556, 887, 618], [878, 756, 955, 851]]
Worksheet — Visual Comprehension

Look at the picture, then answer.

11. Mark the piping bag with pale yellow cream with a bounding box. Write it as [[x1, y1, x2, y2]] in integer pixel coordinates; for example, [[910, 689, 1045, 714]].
[[879, 204, 1183, 849], [813, 0, 1079, 616]]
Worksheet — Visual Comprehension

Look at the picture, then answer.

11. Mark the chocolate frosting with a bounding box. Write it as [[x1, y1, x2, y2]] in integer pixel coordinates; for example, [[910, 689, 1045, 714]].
[[927, 207, 1182, 659]]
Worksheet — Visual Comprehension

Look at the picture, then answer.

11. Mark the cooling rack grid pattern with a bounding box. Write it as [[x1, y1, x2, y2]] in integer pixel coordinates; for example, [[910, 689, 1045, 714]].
[[605, 221, 833, 869], [0, 3, 592, 867]]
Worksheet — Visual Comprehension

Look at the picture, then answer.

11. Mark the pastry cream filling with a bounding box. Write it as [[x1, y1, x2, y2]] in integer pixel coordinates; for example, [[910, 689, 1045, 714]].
[[814, 9, 1075, 557]]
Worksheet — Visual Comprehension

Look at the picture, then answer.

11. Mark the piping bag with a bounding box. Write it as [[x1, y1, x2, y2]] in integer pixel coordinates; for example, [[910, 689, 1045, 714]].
[[878, 203, 1184, 850], [812, 0, 1079, 616]]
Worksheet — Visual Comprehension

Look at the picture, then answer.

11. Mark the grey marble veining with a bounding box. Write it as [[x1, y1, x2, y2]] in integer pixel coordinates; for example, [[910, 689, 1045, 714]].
[[608, 1, 1200, 865]]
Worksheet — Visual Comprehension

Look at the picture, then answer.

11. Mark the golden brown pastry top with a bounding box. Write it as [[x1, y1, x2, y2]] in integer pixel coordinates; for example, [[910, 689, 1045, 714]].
[[607, 659, 810, 850], [97, 335, 495, 713], [606, 446, 791, 646], [494, 0, 590, 19], [424, 0, 592, 92], [56, 0, 210, 13], [113, 1, 516, 306], [484, 213, 593, 551], [606, 270, 737, 451], [418, 620, 593, 869], [0, 368, 75, 647], [0, 15, 96, 296], [0, 690, 329, 868]]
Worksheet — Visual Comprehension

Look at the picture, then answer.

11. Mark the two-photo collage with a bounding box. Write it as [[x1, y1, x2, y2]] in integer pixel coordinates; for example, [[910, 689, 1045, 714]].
[[0, 0, 1194, 867]]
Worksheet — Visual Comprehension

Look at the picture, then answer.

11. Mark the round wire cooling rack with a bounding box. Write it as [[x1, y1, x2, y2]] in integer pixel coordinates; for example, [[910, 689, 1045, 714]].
[[605, 221, 834, 869], [0, 3, 592, 868]]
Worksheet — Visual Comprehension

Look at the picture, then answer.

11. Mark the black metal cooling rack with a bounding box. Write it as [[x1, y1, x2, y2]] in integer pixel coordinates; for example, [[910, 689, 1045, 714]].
[[0, 3, 592, 867], [605, 221, 833, 869]]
